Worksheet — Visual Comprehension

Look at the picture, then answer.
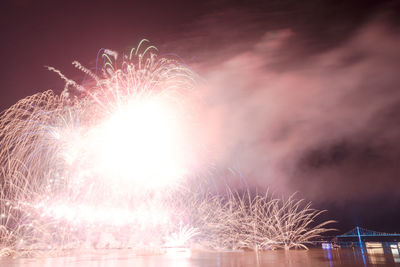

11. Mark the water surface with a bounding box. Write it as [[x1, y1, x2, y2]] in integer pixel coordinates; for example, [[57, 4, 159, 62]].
[[1, 247, 400, 266]]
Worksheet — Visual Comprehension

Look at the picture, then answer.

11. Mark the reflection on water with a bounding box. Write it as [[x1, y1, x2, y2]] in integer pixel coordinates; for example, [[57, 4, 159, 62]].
[[391, 244, 400, 263], [2, 246, 400, 267], [366, 242, 386, 265]]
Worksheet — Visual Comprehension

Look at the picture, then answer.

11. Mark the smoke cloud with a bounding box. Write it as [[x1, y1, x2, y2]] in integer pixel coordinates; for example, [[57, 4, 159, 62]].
[[186, 17, 400, 203]]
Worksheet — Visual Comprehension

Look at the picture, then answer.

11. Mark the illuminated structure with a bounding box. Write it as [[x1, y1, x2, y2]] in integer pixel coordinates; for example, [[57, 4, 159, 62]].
[[336, 227, 400, 247]]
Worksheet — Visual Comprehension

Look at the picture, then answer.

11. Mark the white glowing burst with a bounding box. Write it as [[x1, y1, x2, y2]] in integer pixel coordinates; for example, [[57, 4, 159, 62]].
[[61, 96, 187, 189]]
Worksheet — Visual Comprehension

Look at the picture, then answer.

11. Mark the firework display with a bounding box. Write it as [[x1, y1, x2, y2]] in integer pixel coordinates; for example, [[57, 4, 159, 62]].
[[0, 40, 334, 257]]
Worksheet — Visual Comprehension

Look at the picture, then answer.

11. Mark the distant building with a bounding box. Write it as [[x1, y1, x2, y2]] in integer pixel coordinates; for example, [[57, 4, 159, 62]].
[[335, 226, 400, 247]]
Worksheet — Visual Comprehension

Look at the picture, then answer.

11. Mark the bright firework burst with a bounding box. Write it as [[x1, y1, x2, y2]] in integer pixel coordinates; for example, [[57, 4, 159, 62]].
[[0, 40, 334, 257], [0, 40, 199, 254]]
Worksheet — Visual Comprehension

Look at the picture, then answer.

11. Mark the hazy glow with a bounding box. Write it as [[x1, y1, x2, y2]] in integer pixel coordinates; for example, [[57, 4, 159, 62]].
[[38, 201, 170, 226]]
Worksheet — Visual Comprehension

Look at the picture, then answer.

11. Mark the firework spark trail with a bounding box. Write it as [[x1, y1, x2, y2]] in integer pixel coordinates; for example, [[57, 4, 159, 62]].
[[185, 190, 336, 250], [0, 41, 334, 257]]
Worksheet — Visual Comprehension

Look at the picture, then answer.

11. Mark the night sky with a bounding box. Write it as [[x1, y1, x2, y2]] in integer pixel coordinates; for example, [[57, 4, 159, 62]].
[[1, 0, 400, 234]]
